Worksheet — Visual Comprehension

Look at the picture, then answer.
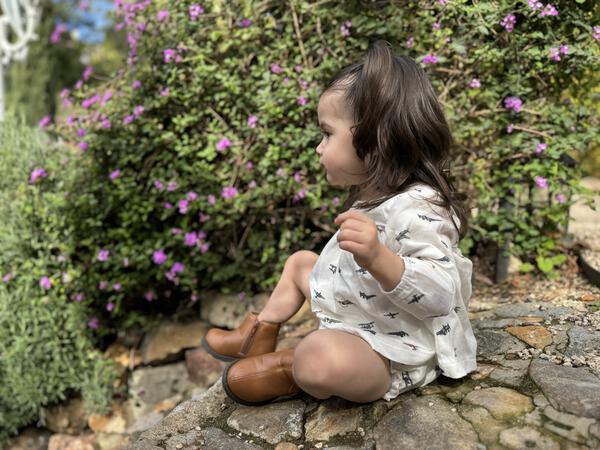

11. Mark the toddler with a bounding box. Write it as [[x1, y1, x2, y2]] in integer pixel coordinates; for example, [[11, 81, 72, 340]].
[[202, 40, 478, 406]]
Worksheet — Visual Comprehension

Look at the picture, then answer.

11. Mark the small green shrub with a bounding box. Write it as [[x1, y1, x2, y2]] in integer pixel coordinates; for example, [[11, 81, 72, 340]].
[[0, 121, 118, 446]]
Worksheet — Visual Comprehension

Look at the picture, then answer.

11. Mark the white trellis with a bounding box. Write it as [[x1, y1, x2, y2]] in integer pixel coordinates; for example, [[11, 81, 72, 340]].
[[0, 0, 41, 121]]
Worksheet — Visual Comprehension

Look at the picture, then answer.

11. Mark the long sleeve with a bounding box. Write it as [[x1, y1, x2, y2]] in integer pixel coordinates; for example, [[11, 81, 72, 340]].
[[375, 198, 461, 321]]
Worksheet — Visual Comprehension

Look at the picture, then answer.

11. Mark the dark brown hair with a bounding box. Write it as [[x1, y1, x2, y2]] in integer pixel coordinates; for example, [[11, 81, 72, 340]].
[[322, 40, 469, 240]]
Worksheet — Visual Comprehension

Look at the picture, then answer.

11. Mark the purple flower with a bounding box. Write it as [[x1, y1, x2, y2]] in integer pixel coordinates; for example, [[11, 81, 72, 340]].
[[110, 169, 121, 181], [154, 180, 164, 190], [97, 249, 109, 261], [221, 186, 238, 199], [217, 137, 231, 151], [200, 242, 210, 253], [145, 290, 155, 302], [87, 316, 99, 329], [555, 193, 566, 204], [30, 167, 48, 184], [113, 282, 121, 291], [549, 47, 561, 61], [172, 227, 182, 235], [99, 280, 108, 290], [39, 116, 51, 129], [248, 180, 257, 189], [153, 249, 167, 265], [271, 63, 284, 74], [123, 115, 135, 125], [422, 54, 438, 65], [534, 176, 548, 189], [2, 272, 13, 283], [297, 96, 307, 106], [157, 9, 169, 21], [559, 44, 569, 55], [40, 276, 52, 290], [123, 257, 129, 267], [189, 4, 204, 20], [132, 79, 142, 89], [246, 161, 254, 170], [164, 202, 173, 209], [469, 78, 481, 88], [72, 293, 84, 302], [405, 37, 415, 48], [594, 26, 600, 41], [171, 262, 185, 274], [134, 105, 144, 117], [506, 124, 515, 133], [187, 191, 198, 201], [106, 302, 115, 312], [167, 181, 177, 192], [432, 22, 441, 30], [163, 48, 175, 63], [540, 4, 558, 17], [528, 0, 543, 10], [535, 143, 547, 154], [101, 119, 112, 129], [82, 65, 93, 81], [178, 199, 189, 214], [184, 232, 199, 247], [239, 18, 252, 28], [501, 14, 516, 33], [247, 115, 258, 128], [207, 194, 216, 205], [504, 96, 522, 113], [160, 87, 170, 97]]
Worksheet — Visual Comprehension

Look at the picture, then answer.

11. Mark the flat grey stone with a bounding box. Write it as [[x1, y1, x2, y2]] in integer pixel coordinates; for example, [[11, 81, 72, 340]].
[[499, 425, 560, 450], [226, 400, 305, 444], [373, 395, 478, 450], [488, 367, 526, 389], [564, 326, 600, 358], [472, 318, 518, 329], [541, 405, 596, 445], [200, 427, 264, 450], [529, 358, 600, 418], [494, 303, 573, 320], [474, 329, 527, 360]]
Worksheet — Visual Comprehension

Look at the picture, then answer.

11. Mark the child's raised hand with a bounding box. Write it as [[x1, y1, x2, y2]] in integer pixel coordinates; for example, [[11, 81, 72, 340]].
[[334, 211, 383, 269]]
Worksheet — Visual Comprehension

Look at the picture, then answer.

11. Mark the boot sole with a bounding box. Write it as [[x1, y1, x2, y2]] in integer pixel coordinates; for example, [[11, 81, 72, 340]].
[[221, 360, 303, 407], [200, 336, 240, 363]]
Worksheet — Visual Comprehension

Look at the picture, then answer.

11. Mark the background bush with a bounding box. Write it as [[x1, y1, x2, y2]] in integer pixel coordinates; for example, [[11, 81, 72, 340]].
[[0, 121, 118, 446], [41, 0, 599, 335]]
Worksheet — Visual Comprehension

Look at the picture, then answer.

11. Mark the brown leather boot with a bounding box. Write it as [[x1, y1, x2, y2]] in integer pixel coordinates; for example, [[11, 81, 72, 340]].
[[200, 311, 281, 362], [222, 347, 302, 406]]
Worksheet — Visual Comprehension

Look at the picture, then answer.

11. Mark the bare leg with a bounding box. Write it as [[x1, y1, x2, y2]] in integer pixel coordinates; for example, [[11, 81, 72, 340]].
[[256, 250, 318, 324], [293, 329, 392, 403]]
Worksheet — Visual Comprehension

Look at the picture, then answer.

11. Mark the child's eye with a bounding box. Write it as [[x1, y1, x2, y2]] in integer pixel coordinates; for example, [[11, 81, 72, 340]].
[[321, 131, 330, 139]]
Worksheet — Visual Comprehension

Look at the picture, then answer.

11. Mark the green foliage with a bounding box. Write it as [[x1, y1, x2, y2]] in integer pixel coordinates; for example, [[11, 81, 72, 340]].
[[42, 0, 599, 332], [0, 121, 118, 446]]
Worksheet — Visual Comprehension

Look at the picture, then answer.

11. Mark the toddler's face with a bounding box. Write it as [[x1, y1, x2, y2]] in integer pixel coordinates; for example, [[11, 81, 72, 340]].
[[316, 91, 367, 188]]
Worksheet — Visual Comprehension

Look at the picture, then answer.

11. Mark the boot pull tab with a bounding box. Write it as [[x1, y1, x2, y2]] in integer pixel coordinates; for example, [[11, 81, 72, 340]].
[[238, 318, 261, 356]]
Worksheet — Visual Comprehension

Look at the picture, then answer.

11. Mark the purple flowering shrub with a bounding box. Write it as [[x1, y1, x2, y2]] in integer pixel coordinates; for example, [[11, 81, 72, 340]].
[[40, 0, 599, 333]]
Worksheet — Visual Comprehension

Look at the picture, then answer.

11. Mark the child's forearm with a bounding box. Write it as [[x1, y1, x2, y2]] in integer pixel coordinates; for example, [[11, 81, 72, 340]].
[[366, 244, 406, 292]]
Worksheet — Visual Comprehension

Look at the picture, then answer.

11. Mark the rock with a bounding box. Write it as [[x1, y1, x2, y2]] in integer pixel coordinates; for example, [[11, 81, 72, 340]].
[[184, 347, 226, 386], [488, 367, 526, 389], [499, 425, 560, 450], [564, 326, 600, 359], [198, 427, 263, 450], [104, 342, 142, 370], [505, 325, 553, 349], [473, 329, 526, 361], [127, 379, 230, 448], [141, 320, 209, 364], [124, 411, 164, 436], [6, 427, 51, 450], [468, 363, 497, 380], [541, 404, 596, 444], [88, 403, 127, 434], [47, 433, 95, 450], [200, 292, 268, 329], [226, 400, 305, 444], [373, 394, 478, 449], [123, 361, 198, 425], [304, 397, 364, 441], [95, 432, 130, 450], [494, 303, 573, 320], [529, 358, 600, 418], [457, 405, 506, 447], [43, 397, 88, 434], [274, 443, 299, 450], [463, 387, 534, 421]]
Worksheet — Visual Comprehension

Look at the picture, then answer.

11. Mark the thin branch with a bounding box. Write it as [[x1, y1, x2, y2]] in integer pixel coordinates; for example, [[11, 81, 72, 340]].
[[289, 0, 309, 68], [512, 125, 552, 138]]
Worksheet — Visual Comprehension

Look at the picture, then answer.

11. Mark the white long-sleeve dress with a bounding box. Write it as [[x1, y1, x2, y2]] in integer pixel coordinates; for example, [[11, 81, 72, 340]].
[[309, 182, 478, 399]]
